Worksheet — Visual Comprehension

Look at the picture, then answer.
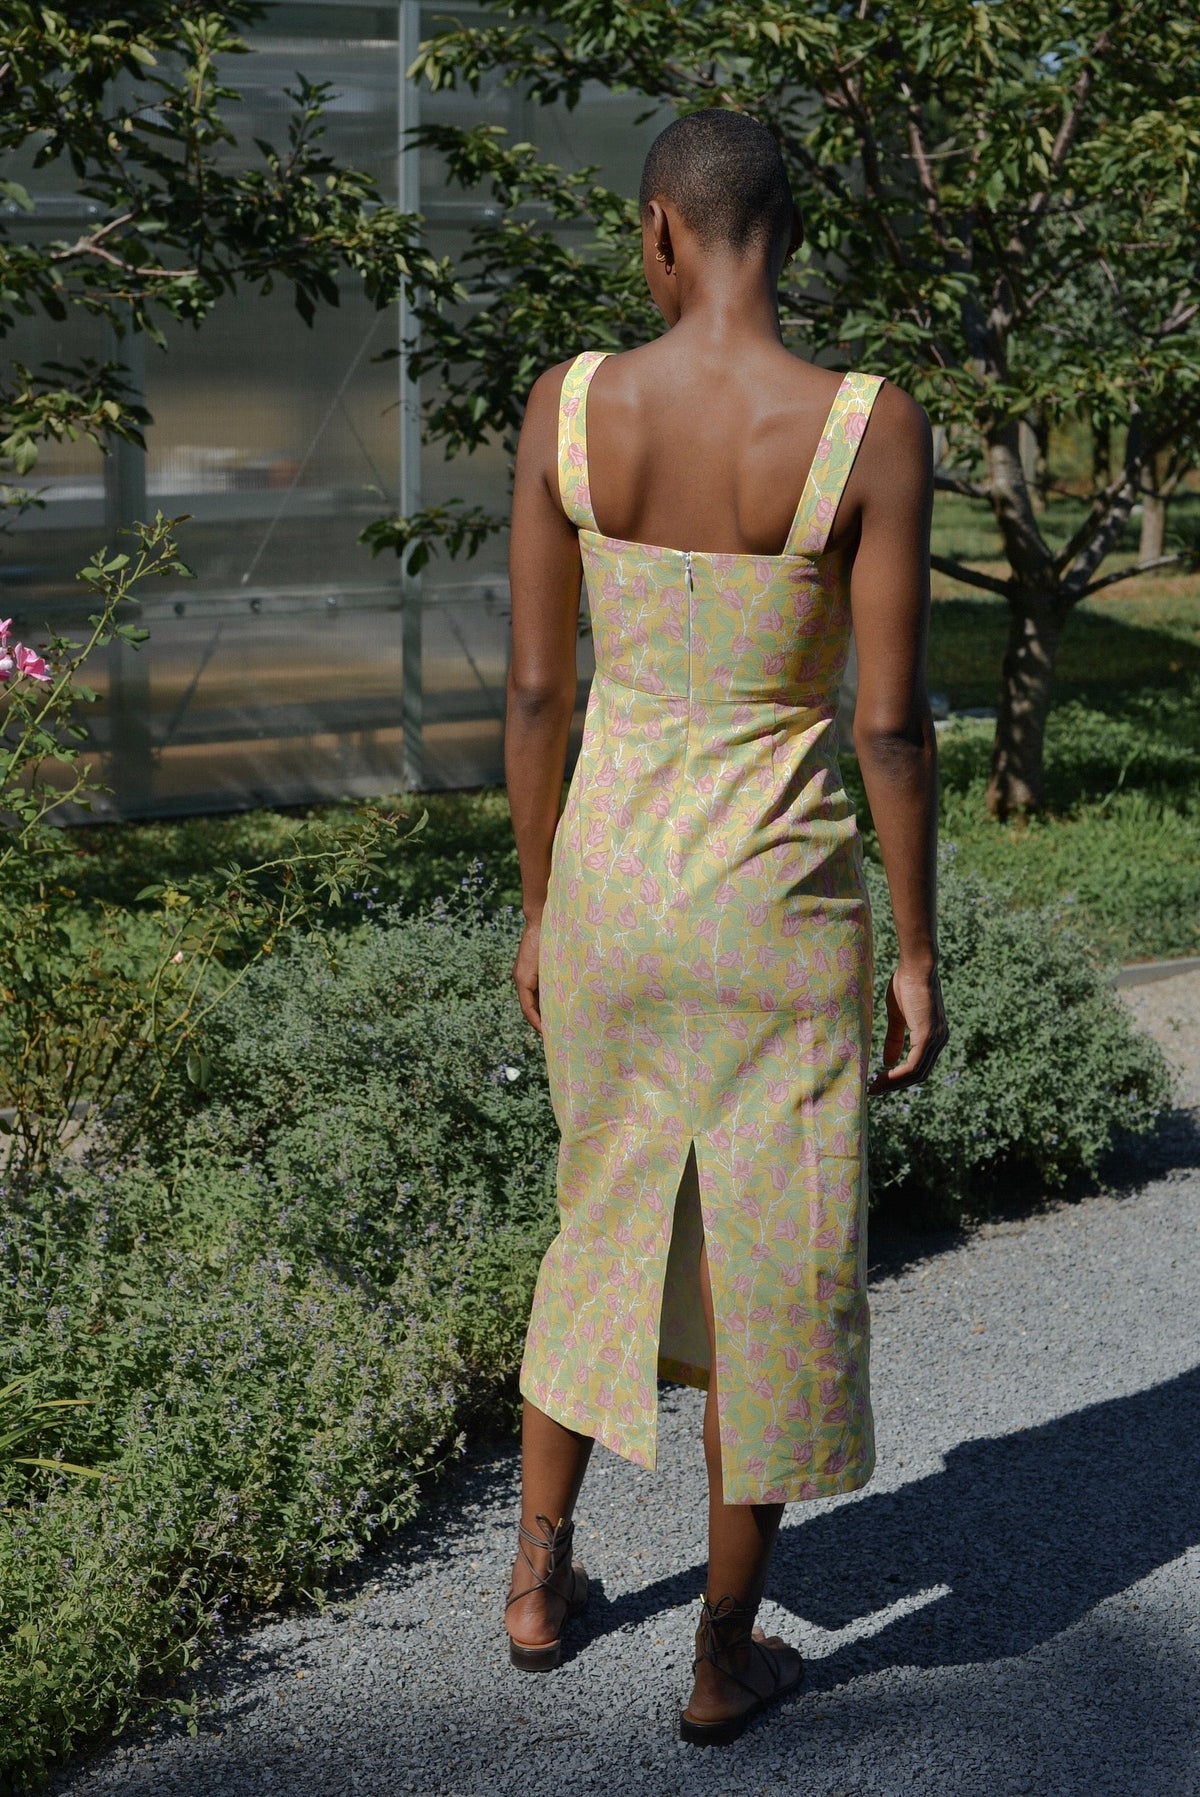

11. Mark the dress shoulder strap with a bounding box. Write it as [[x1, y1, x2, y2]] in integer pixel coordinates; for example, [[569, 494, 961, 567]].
[[783, 371, 885, 556], [557, 350, 610, 531]]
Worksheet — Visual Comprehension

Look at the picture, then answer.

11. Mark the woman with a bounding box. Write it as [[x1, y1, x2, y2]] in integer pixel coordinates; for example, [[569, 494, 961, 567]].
[[503, 109, 947, 1746]]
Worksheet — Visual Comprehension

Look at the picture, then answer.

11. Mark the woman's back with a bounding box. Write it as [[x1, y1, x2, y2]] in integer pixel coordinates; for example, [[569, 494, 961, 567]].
[[583, 339, 856, 558]]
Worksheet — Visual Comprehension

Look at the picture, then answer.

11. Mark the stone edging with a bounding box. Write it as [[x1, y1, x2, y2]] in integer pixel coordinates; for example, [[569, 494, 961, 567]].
[[1115, 955, 1200, 989]]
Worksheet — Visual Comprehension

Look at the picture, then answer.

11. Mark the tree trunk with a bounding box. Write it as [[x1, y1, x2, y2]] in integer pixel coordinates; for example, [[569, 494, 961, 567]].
[[1139, 453, 1166, 563], [986, 593, 1063, 818], [1018, 419, 1046, 513], [1092, 419, 1112, 490]]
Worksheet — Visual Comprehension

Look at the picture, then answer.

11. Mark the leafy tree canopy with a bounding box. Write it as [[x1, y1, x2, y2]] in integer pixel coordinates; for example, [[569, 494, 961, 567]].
[[405, 0, 1200, 813], [0, 2, 459, 497]]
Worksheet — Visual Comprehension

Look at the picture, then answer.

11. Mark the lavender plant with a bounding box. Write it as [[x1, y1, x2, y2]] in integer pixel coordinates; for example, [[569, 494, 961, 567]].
[[0, 518, 426, 1181]]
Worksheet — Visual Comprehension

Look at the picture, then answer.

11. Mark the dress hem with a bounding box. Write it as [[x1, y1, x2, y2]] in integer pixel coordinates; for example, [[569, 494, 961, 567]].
[[521, 1372, 876, 1506]]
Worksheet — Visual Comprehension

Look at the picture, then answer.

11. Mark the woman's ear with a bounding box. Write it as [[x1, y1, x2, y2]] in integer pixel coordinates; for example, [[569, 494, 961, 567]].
[[787, 200, 805, 260], [647, 198, 674, 270]]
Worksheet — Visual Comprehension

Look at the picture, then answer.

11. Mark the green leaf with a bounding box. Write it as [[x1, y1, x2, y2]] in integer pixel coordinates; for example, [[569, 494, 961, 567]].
[[13, 1457, 107, 1479], [0, 179, 33, 212]]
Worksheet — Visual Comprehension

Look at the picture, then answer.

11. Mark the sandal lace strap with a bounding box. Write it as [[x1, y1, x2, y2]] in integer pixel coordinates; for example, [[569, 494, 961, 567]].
[[692, 1595, 784, 1700], [505, 1514, 576, 1613]]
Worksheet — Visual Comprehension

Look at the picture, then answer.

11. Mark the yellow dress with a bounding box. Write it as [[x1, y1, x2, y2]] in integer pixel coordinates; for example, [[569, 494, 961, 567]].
[[520, 351, 882, 1504]]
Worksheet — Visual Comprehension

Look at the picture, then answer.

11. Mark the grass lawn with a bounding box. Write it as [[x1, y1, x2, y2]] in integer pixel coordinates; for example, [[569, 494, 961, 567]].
[[918, 492, 1200, 961]]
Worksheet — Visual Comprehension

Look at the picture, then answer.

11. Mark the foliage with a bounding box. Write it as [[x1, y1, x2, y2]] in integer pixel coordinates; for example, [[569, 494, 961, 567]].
[[169, 866, 1176, 1234], [0, 516, 173, 848], [0, 511, 428, 1181], [149, 878, 558, 1298], [0, 886, 552, 1785], [0, 1, 459, 502], [44, 793, 522, 938], [866, 857, 1172, 1213], [0, 858, 1173, 1783], [45, 653, 1200, 973], [0, 1377, 99, 1482], [404, 0, 1200, 812], [0, 1176, 465, 1785], [0, 807, 422, 1183], [359, 501, 503, 579]]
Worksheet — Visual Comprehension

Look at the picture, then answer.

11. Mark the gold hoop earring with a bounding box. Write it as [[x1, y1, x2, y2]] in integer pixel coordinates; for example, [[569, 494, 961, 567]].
[[654, 246, 667, 263]]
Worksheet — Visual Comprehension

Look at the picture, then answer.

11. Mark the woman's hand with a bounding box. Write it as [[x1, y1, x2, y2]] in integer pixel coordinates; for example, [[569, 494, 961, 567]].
[[513, 917, 543, 1036], [868, 964, 948, 1095]]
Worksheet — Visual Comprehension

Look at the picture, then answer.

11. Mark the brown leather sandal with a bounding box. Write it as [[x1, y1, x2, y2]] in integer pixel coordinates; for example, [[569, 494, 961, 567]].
[[679, 1595, 805, 1746], [504, 1513, 589, 1671]]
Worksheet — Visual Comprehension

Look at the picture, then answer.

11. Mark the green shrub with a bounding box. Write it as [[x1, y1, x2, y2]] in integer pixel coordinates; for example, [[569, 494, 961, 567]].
[[0, 866, 1173, 1785], [59, 790, 522, 925], [866, 856, 1173, 1211], [169, 880, 559, 1295], [0, 516, 415, 1185], [0, 1174, 463, 1785]]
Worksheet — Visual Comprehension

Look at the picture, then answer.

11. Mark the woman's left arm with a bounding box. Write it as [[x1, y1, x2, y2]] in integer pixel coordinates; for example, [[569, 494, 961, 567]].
[[506, 362, 584, 1036]]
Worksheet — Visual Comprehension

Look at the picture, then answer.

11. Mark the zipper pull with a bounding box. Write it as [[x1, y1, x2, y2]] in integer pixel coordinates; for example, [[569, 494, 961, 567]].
[[684, 550, 694, 590]]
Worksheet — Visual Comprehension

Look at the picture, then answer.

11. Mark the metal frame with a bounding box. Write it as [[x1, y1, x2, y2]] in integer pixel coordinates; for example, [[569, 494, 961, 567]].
[[397, 0, 424, 791]]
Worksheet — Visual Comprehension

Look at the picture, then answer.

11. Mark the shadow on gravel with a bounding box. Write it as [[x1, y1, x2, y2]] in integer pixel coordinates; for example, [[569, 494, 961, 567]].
[[574, 1364, 1200, 1685], [1105, 1105, 1200, 1191], [865, 1103, 1200, 1286]]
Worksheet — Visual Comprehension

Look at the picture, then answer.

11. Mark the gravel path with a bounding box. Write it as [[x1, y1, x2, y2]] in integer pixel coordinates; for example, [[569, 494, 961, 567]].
[[55, 980, 1200, 1797], [1120, 967, 1200, 1118]]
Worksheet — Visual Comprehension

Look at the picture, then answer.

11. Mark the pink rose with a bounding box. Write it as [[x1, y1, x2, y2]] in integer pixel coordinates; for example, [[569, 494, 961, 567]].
[[12, 644, 51, 683]]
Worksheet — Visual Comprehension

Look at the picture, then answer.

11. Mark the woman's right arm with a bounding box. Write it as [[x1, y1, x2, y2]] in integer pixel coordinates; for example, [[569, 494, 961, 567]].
[[505, 362, 584, 1036], [848, 381, 948, 1093]]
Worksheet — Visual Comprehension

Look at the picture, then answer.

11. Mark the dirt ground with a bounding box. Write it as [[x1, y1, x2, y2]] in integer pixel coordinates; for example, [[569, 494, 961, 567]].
[[1120, 967, 1200, 1117]]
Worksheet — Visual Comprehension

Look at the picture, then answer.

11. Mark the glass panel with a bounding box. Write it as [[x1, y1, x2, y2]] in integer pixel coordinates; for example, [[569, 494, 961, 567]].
[[4, 4, 406, 816], [0, 1, 665, 816]]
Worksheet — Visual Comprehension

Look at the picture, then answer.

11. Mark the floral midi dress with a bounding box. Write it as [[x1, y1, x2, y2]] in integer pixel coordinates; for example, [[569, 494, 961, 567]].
[[519, 351, 883, 1504]]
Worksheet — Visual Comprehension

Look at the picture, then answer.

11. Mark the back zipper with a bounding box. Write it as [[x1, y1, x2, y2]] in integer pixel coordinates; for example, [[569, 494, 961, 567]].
[[684, 550, 694, 702]]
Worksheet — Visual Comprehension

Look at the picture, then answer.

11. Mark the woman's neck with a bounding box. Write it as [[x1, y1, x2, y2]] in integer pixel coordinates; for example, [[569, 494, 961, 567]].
[[669, 254, 784, 348]]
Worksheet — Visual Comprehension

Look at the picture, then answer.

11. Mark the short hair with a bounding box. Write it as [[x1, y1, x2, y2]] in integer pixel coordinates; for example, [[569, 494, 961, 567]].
[[638, 109, 794, 254]]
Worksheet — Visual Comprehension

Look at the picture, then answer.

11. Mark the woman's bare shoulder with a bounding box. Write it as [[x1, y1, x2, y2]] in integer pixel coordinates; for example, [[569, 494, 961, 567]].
[[849, 377, 933, 522], [525, 355, 585, 414], [862, 376, 932, 453]]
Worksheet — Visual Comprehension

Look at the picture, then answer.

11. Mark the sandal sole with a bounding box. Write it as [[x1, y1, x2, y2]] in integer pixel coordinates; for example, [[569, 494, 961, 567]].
[[679, 1666, 804, 1747], [509, 1637, 564, 1672], [506, 1569, 589, 1673]]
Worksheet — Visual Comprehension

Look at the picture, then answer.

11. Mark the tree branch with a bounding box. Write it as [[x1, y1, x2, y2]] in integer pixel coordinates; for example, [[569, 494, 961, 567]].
[[1009, 27, 1109, 261], [934, 472, 989, 500], [894, 71, 954, 257], [1155, 298, 1200, 340], [817, 68, 912, 269], [984, 429, 1053, 575], [47, 213, 135, 259], [1079, 554, 1192, 599], [930, 554, 1010, 598], [1051, 394, 1200, 582]]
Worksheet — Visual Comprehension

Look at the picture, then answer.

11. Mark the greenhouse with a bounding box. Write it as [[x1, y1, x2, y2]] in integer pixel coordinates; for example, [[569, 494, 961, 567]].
[[2, 2, 661, 817]]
